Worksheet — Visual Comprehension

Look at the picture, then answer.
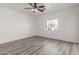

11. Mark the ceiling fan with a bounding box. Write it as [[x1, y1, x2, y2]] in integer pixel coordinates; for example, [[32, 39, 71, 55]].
[[24, 3, 45, 13]]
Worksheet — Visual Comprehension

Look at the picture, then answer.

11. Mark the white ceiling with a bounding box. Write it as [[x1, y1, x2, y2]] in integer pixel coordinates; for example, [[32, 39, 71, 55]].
[[0, 3, 79, 14]]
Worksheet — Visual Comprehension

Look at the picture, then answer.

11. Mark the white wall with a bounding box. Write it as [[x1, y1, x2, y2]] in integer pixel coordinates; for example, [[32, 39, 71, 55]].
[[37, 6, 79, 43], [0, 6, 79, 44], [74, 6, 79, 43], [0, 7, 36, 43], [77, 14, 79, 42]]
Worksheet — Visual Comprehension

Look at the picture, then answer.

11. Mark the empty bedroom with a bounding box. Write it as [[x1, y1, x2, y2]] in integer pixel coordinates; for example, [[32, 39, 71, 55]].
[[0, 3, 79, 55]]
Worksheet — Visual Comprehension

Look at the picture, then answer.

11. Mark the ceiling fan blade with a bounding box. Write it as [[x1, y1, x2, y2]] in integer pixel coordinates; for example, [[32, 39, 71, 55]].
[[38, 9, 44, 12], [28, 3, 33, 6], [24, 8, 32, 9], [39, 5, 44, 8]]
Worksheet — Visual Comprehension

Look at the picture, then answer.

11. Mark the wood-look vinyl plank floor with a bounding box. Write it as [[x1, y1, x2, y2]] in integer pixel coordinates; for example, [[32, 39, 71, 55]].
[[0, 36, 79, 55]]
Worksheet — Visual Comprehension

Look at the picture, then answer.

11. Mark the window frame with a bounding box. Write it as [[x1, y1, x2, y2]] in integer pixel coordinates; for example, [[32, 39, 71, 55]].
[[46, 19, 59, 31]]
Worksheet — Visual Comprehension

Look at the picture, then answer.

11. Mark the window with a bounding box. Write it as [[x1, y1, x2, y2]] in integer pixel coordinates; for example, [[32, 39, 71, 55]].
[[46, 19, 59, 31]]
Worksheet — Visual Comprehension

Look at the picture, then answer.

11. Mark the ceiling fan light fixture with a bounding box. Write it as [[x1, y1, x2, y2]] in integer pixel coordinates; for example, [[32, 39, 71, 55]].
[[32, 8, 38, 13]]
